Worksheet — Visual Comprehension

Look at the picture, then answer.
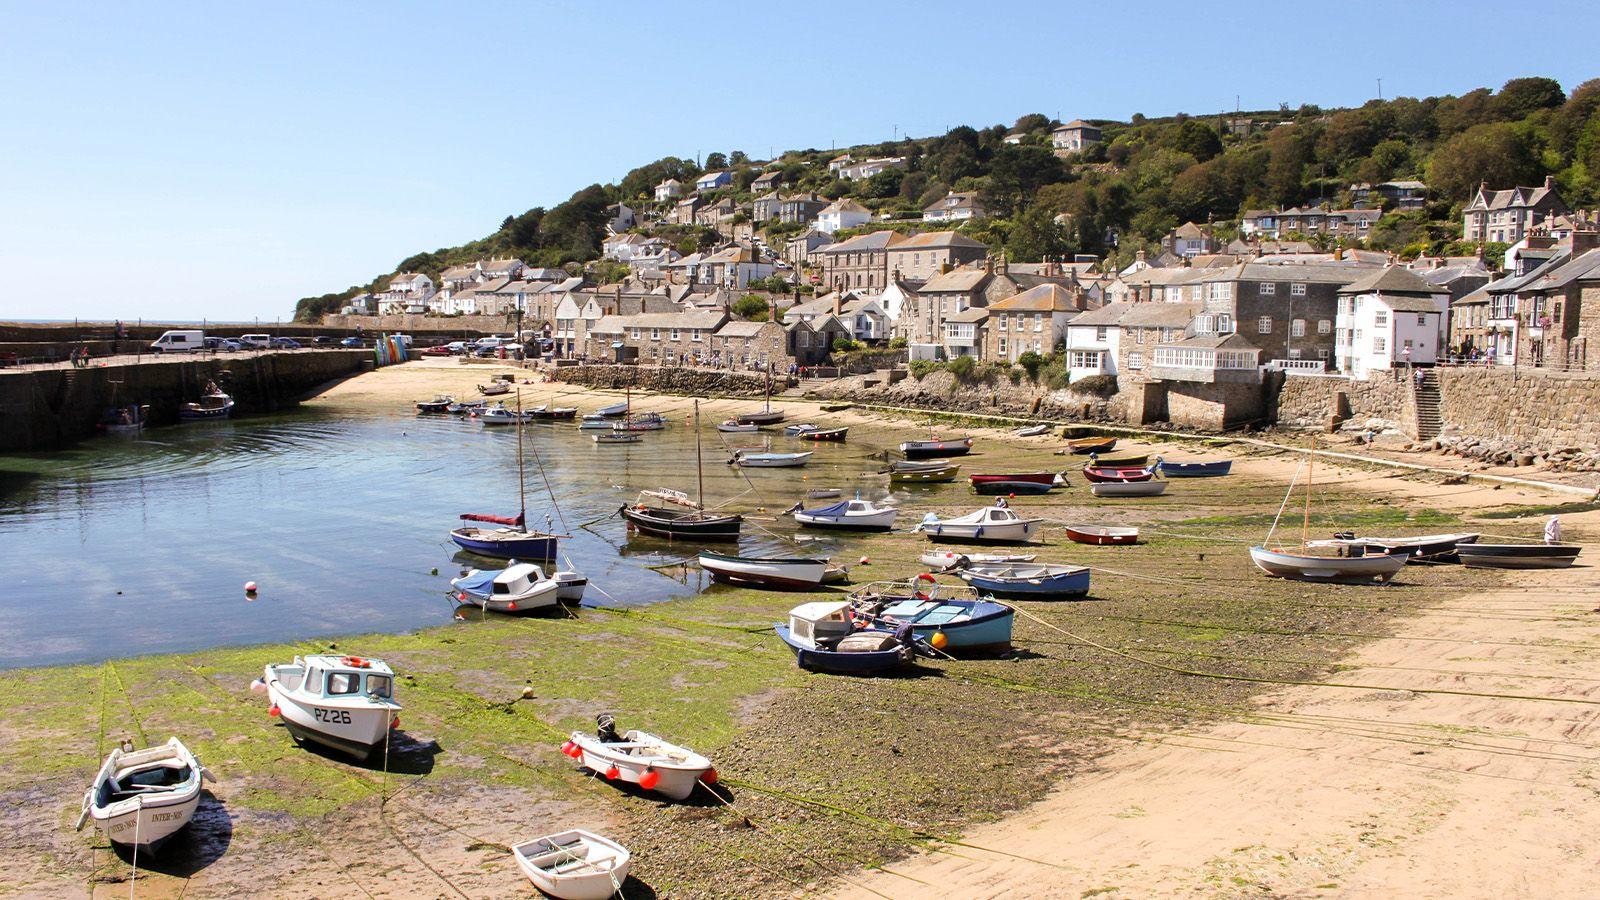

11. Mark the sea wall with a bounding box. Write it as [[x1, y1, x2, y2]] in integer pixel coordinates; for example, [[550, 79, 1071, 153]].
[[1274, 372, 1416, 434], [0, 350, 370, 451], [806, 370, 1121, 422], [546, 364, 773, 398]]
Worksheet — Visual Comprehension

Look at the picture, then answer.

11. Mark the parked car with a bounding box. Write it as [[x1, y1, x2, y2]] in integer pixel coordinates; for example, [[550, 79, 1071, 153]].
[[269, 337, 301, 349], [238, 333, 272, 349], [340, 337, 364, 348], [444, 341, 469, 354], [204, 337, 242, 352], [312, 335, 335, 345], [420, 345, 453, 357]]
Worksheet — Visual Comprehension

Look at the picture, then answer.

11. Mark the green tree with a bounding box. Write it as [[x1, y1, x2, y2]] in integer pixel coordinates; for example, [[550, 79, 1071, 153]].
[[1160, 119, 1223, 162], [982, 144, 1067, 215], [1426, 123, 1544, 200], [704, 151, 728, 170], [860, 166, 904, 199], [732, 294, 770, 321], [1496, 77, 1566, 119], [1264, 126, 1312, 206]]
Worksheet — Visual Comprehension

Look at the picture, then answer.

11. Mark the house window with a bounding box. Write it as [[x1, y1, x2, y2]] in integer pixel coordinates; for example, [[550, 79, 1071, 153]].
[[1416, 314, 1427, 327], [998, 337, 1007, 354], [1317, 319, 1331, 334], [651, 328, 660, 340], [671, 329, 681, 341], [693, 330, 703, 342], [1136, 329, 1145, 344], [1259, 282, 1276, 295], [1373, 310, 1388, 327], [1258, 316, 1273, 334], [998, 316, 1007, 331], [1318, 348, 1330, 359], [1034, 314, 1043, 332], [1291, 283, 1307, 296], [1291, 319, 1305, 337], [1373, 336, 1387, 353], [1128, 351, 1144, 370], [1095, 326, 1108, 342]]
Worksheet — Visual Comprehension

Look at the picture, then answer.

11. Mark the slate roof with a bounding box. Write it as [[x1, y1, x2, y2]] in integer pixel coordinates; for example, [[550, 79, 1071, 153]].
[[988, 283, 1083, 313], [1336, 266, 1441, 296]]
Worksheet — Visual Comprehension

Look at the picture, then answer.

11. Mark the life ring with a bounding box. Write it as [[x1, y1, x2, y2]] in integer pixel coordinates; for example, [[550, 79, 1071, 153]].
[[340, 656, 372, 669], [912, 572, 938, 601]]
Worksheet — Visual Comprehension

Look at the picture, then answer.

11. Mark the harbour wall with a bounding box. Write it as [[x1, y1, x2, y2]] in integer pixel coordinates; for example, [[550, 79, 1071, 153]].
[[322, 314, 505, 335], [546, 365, 774, 397], [0, 350, 372, 451]]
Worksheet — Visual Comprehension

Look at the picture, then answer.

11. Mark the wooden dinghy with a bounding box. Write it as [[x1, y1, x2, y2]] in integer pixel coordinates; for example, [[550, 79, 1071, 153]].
[[1250, 545, 1408, 582], [1090, 480, 1168, 498], [1457, 543, 1582, 569], [920, 550, 1037, 571], [1065, 524, 1140, 546], [1066, 436, 1116, 454], [901, 437, 974, 459], [887, 459, 962, 484], [717, 419, 758, 433], [698, 552, 829, 588], [958, 562, 1091, 600], [513, 830, 632, 900], [1159, 459, 1233, 477], [564, 714, 715, 801], [77, 737, 211, 855], [593, 432, 641, 444]]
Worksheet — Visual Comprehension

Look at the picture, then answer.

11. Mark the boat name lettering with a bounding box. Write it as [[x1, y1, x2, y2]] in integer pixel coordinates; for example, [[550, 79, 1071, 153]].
[[314, 708, 353, 724]]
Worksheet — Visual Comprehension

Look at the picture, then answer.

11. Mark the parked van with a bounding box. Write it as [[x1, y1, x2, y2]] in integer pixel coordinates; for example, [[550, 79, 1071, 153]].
[[149, 330, 205, 354], [391, 333, 414, 348], [239, 333, 272, 349]]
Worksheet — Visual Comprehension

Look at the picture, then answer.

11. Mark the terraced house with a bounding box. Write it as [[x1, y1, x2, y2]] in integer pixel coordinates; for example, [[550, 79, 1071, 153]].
[[585, 311, 728, 364], [1463, 177, 1568, 244], [816, 230, 905, 292]]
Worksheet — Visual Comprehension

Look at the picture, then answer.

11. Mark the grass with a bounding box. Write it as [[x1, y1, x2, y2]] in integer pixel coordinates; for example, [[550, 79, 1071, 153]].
[[1475, 500, 1600, 520]]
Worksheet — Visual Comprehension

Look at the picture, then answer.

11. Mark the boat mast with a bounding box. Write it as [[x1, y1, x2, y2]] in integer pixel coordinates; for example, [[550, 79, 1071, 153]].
[[694, 399, 705, 516], [1301, 432, 1314, 547], [764, 363, 772, 413], [516, 390, 527, 528]]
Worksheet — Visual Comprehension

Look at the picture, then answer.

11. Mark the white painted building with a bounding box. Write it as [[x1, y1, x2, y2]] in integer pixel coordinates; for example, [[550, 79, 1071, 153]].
[[1063, 302, 1129, 381], [815, 199, 871, 234], [1333, 267, 1449, 378]]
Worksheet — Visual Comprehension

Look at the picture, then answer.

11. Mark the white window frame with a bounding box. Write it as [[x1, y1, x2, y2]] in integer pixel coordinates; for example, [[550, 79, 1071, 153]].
[[1291, 283, 1307, 296], [1317, 319, 1331, 334], [1259, 282, 1276, 295], [1291, 318, 1306, 338], [1258, 316, 1273, 334]]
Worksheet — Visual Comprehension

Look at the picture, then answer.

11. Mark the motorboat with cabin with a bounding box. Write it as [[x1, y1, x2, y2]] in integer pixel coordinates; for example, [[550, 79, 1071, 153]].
[[258, 654, 401, 760], [791, 497, 898, 531], [850, 576, 1015, 651], [774, 601, 917, 674], [450, 561, 586, 613], [179, 390, 234, 421]]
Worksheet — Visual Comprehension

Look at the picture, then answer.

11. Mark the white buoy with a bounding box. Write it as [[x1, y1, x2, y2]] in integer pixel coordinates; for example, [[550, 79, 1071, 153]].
[[244, 581, 258, 593]]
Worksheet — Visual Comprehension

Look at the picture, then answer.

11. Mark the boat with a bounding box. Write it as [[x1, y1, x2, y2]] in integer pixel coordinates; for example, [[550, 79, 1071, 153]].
[[179, 390, 234, 421], [1250, 434, 1407, 584], [698, 552, 829, 588], [1306, 532, 1481, 563], [476, 403, 528, 425], [258, 654, 401, 760], [527, 404, 577, 420], [565, 715, 715, 800], [792, 497, 898, 532], [970, 472, 1063, 487], [736, 366, 786, 425], [972, 480, 1056, 496], [451, 392, 567, 559], [447, 399, 487, 415], [1066, 436, 1117, 454], [620, 402, 743, 541], [901, 437, 974, 460], [596, 401, 630, 418], [820, 403, 853, 412], [615, 412, 667, 432], [450, 561, 581, 613], [958, 562, 1091, 600], [784, 423, 818, 436], [76, 737, 211, 855], [916, 502, 1042, 544], [805, 488, 842, 499], [717, 419, 758, 433], [887, 460, 961, 484], [512, 830, 631, 900], [100, 403, 149, 434], [1082, 456, 1158, 483], [851, 578, 1014, 651], [920, 550, 1036, 571], [798, 427, 848, 441], [1065, 525, 1140, 546], [478, 382, 511, 396], [1089, 453, 1150, 468], [730, 449, 812, 468], [1013, 424, 1051, 437], [1090, 480, 1168, 497], [415, 394, 454, 413], [579, 415, 617, 430], [1457, 543, 1582, 569], [774, 601, 916, 674], [593, 432, 641, 445], [1159, 459, 1233, 478]]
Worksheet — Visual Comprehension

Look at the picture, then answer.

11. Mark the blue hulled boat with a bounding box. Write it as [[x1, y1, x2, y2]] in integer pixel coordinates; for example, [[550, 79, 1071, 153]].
[[851, 577, 1015, 650], [450, 514, 562, 559], [1158, 459, 1232, 477], [956, 562, 1091, 600], [775, 601, 916, 675]]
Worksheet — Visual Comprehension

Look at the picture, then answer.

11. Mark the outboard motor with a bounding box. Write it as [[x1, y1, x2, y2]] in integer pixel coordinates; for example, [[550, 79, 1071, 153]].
[[596, 713, 622, 744]]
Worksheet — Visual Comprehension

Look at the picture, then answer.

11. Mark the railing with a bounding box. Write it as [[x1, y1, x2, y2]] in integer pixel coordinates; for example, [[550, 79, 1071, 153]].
[[1262, 359, 1326, 372]]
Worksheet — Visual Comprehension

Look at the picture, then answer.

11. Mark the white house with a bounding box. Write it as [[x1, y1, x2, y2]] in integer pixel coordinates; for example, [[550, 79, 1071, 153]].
[[1063, 302, 1130, 381], [695, 170, 732, 192], [376, 272, 435, 314], [815, 198, 871, 234], [837, 157, 907, 181], [692, 244, 774, 289], [922, 191, 986, 223], [606, 203, 636, 233], [655, 179, 683, 202], [1334, 267, 1450, 378], [876, 280, 916, 332]]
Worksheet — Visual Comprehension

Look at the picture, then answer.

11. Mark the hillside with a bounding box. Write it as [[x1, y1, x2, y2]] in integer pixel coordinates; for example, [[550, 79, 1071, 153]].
[[295, 76, 1600, 321]]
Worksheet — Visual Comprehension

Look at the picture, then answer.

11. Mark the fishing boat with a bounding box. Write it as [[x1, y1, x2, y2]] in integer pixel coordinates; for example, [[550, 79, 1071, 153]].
[[958, 562, 1091, 600], [478, 381, 511, 396], [565, 714, 715, 801], [76, 737, 211, 855], [415, 394, 454, 413], [447, 399, 487, 415], [579, 415, 617, 430], [851, 577, 1015, 651], [527, 404, 577, 420], [798, 426, 848, 441], [99, 403, 149, 434], [901, 437, 974, 460], [258, 654, 401, 760], [1250, 435, 1407, 583], [717, 419, 758, 433], [512, 830, 631, 900], [1457, 543, 1582, 569], [179, 391, 234, 421], [596, 401, 630, 418], [1306, 532, 1481, 563], [1065, 525, 1140, 546], [791, 497, 898, 531], [920, 550, 1037, 571], [593, 431, 641, 445], [1090, 480, 1168, 498], [774, 601, 916, 674], [698, 552, 829, 588], [620, 402, 743, 541], [730, 449, 812, 468], [736, 366, 786, 425], [450, 561, 583, 613], [1159, 459, 1233, 478], [820, 403, 853, 412], [887, 460, 961, 484], [916, 502, 1042, 544], [1082, 456, 1159, 483], [1066, 436, 1117, 454], [1013, 424, 1051, 437], [476, 403, 528, 425], [784, 423, 818, 436], [451, 393, 567, 559]]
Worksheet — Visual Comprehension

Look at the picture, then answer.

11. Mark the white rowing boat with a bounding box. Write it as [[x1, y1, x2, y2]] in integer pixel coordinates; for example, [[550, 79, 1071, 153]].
[[566, 716, 715, 801], [77, 737, 211, 855], [512, 829, 631, 900]]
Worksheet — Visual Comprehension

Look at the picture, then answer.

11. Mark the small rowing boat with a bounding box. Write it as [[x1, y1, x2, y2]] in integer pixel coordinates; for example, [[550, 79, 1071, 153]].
[[1159, 459, 1233, 477], [972, 480, 1055, 496], [901, 437, 974, 459], [887, 459, 961, 483], [77, 737, 211, 855], [699, 552, 829, 588], [1250, 546, 1408, 582], [1306, 531, 1480, 563], [1013, 424, 1050, 437], [1065, 524, 1140, 546], [851, 577, 1014, 651], [920, 550, 1037, 571], [1083, 456, 1159, 483], [958, 562, 1091, 600], [477, 382, 511, 396], [565, 715, 714, 800], [1066, 436, 1116, 454], [730, 449, 812, 468], [969, 472, 1062, 487], [1090, 480, 1168, 498], [1457, 543, 1582, 569], [798, 426, 847, 441], [596, 401, 629, 418], [512, 830, 631, 900], [717, 419, 758, 433], [593, 432, 640, 444]]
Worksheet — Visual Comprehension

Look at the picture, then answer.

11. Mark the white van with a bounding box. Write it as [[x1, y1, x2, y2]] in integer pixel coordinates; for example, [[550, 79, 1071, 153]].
[[239, 333, 272, 349], [149, 330, 204, 354]]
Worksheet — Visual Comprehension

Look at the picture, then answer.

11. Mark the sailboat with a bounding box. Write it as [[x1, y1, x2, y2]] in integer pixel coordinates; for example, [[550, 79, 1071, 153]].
[[735, 365, 785, 425], [620, 400, 743, 540], [1249, 435, 1407, 583], [451, 391, 569, 559]]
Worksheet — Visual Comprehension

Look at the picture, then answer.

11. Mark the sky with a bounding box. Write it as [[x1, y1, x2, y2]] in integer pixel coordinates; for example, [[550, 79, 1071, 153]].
[[2, 0, 1598, 322]]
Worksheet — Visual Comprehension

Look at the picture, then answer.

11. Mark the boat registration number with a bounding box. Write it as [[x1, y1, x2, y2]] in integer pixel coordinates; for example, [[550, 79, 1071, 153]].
[[314, 709, 352, 724]]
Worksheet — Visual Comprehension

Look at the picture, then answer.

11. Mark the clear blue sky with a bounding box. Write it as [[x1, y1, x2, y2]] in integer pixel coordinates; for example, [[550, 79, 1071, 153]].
[[2, 0, 1597, 322]]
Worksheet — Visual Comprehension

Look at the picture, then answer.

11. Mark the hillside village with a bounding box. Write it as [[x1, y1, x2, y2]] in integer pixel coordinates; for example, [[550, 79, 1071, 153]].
[[321, 79, 1600, 415]]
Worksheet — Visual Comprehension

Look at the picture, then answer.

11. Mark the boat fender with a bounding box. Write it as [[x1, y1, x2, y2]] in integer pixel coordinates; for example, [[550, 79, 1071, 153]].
[[639, 767, 661, 790], [268, 704, 280, 717], [930, 632, 949, 650], [604, 765, 621, 780], [975, 526, 984, 538], [340, 656, 372, 669], [701, 767, 719, 785]]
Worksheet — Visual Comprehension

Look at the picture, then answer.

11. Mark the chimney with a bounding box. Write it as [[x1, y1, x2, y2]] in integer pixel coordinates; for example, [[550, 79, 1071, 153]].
[[1570, 227, 1600, 256], [832, 290, 842, 317], [997, 251, 1008, 276], [1545, 175, 1557, 190]]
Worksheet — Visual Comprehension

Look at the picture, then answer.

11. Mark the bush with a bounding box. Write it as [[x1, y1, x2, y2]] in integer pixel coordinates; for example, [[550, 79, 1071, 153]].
[[908, 359, 938, 380], [732, 295, 771, 321], [832, 337, 862, 353], [946, 355, 976, 380], [1007, 366, 1023, 385], [887, 336, 907, 349], [1017, 350, 1047, 382], [1068, 374, 1119, 397]]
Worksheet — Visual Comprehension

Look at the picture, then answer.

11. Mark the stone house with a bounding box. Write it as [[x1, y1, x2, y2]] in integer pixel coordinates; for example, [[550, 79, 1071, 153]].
[[589, 310, 729, 365], [815, 230, 906, 293], [784, 293, 890, 343], [751, 170, 782, 192], [777, 193, 828, 226], [691, 244, 774, 289], [1463, 177, 1568, 244], [668, 196, 703, 225], [785, 229, 833, 265], [982, 284, 1086, 362], [1051, 120, 1102, 153], [711, 319, 789, 370], [922, 191, 987, 223], [1115, 302, 1202, 378], [751, 192, 783, 222], [886, 231, 989, 283], [1512, 236, 1600, 370], [1180, 262, 1359, 365], [1447, 288, 1491, 359]]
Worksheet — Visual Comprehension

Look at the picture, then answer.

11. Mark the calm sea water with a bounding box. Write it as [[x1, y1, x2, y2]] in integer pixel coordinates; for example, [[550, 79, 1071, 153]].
[[0, 406, 898, 669]]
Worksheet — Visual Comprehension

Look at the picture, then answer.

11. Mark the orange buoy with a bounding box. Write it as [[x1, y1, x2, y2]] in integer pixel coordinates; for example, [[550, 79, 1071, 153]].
[[639, 767, 661, 790], [605, 765, 621, 780], [268, 704, 280, 717], [930, 632, 949, 650], [702, 767, 719, 785]]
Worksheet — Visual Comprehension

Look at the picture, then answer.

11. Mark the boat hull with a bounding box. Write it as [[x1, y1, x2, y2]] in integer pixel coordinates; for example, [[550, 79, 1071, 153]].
[[970, 473, 1059, 486], [972, 481, 1054, 496], [450, 528, 559, 560], [901, 440, 973, 459], [83, 740, 205, 854], [568, 730, 711, 801], [619, 505, 742, 541], [1457, 544, 1581, 569], [890, 465, 960, 484], [799, 427, 847, 441], [1067, 438, 1116, 454], [1082, 466, 1153, 484], [1091, 481, 1168, 497], [178, 401, 234, 421], [861, 599, 1016, 650], [1250, 546, 1407, 583], [736, 411, 785, 425], [1065, 526, 1140, 546], [733, 451, 812, 468], [921, 521, 1039, 544], [454, 579, 561, 614], [265, 677, 395, 760], [774, 625, 911, 674], [959, 567, 1090, 600], [1159, 460, 1233, 477], [699, 553, 828, 588]]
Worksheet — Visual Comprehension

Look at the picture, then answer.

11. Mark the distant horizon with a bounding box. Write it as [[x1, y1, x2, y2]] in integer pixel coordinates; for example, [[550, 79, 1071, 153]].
[[2, 1, 1597, 322]]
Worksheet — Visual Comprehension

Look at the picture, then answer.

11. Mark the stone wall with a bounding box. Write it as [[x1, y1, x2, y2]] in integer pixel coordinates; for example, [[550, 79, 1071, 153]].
[[1275, 372, 1415, 434], [1436, 367, 1600, 451], [0, 350, 370, 451], [546, 364, 773, 398], [806, 370, 1118, 422]]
